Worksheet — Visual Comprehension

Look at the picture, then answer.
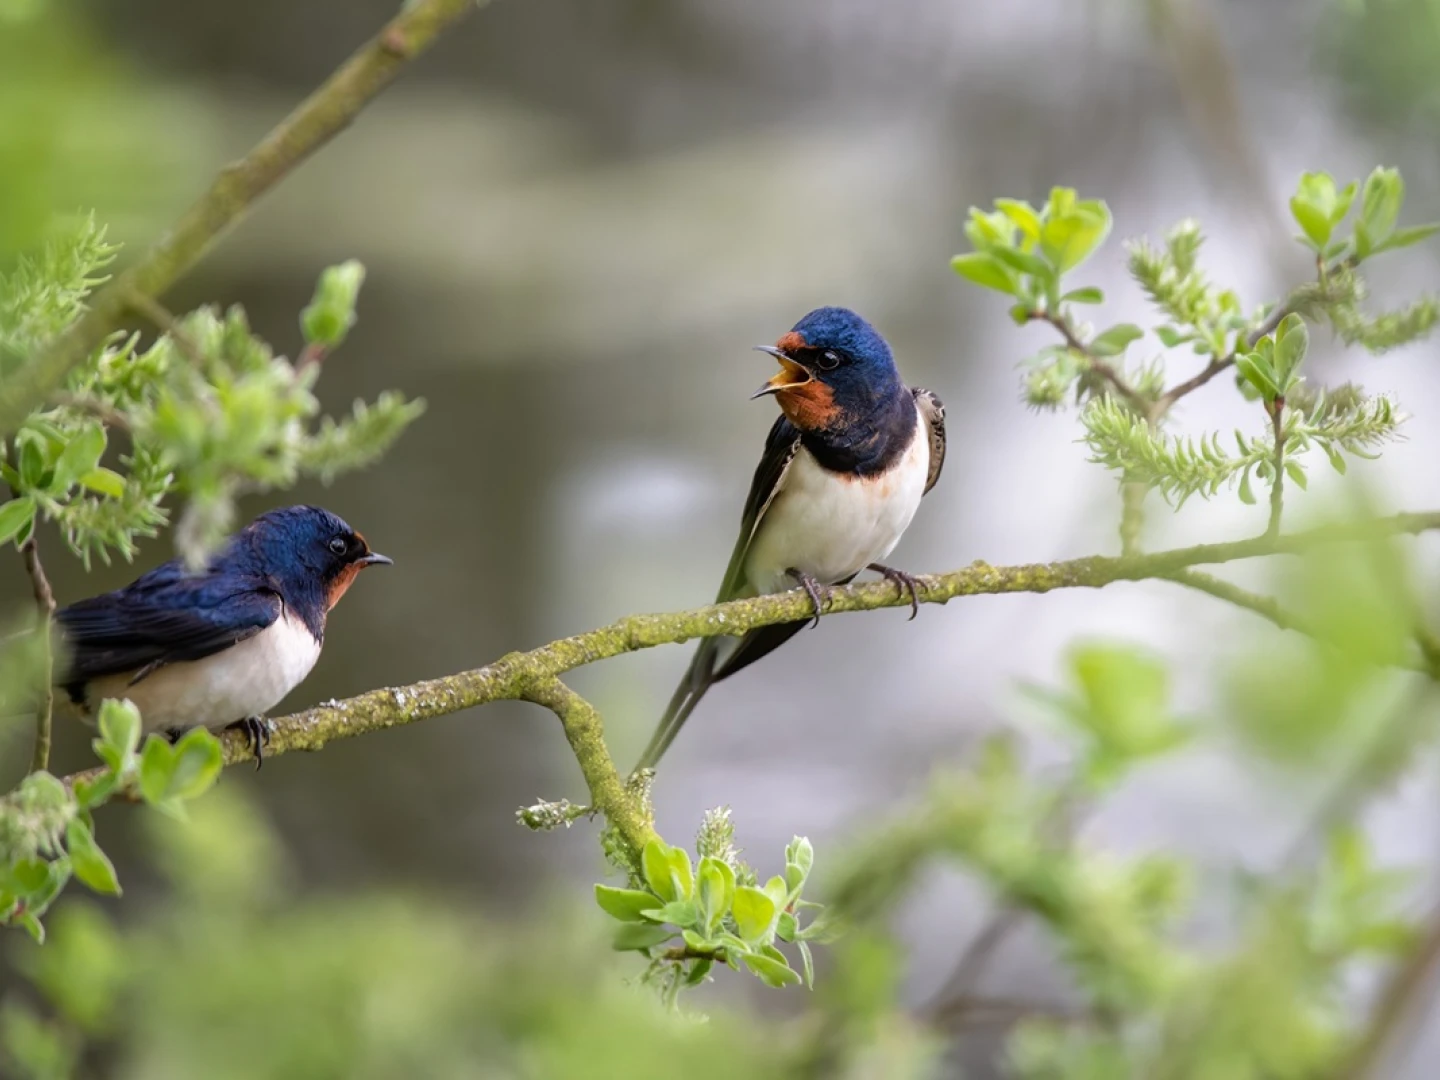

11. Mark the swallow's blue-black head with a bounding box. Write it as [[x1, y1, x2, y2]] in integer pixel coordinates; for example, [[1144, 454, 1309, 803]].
[[231, 505, 391, 610], [752, 306, 904, 432]]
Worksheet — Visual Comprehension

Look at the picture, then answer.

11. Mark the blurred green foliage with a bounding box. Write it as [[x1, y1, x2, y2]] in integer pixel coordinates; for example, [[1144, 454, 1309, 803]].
[[0, 0, 207, 257], [2, 787, 799, 1080]]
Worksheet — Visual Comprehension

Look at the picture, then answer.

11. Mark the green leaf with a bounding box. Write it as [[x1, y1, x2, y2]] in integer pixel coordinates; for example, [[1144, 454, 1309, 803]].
[[995, 198, 1041, 244], [73, 773, 117, 809], [9, 857, 49, 895], [593, 885, 660, 923], [1040, 199, 1111, 273], [1238, 465, 1257, 505], [641, 838, 677, 902], [1272, 313, 1309, 386], [741, 952, 801, 988], [167, 728, 223, 800], [1061, 286, 1104, 304], [19, 439, 45, 489], [1290, 172, 1346, 248], [98, 699, 142, 761], [1325, 443, 1348, 475], [732, 886, 778, 943], [1089, 324, 1144, 357], [785, 837, 813, 896], [611, 922, 675, 952], [65, 819, 120, 896], [0, 496, 36, 547], [1373, 222, 1440, 254], [777, 911, 799, 941], [1155, 325, 1189, 348], [666, 845, 694, 902], [684, 957, 714, 986], [991, 245, 1052, 279], [300, 260, 366, 349], [51, 423, 106, 493], [1237, 353, 1281, 401], [763, 875, 789, 910], [79, 467, 126, 499], [1290, 196, 1331, 249], [696, 856, 735, 934], [137, 736, 175, 806], [643, 900, 699, 928], [1285, 460, 1308, 490], [17, 912, 45, 944], [1359, 166, 1404, 251], [950, 252, 1018, 295], [798, 940, 815, 988]]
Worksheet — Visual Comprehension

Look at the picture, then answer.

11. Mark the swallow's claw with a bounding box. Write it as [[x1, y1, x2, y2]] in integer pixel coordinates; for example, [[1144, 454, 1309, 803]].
[[787, 568, 830, 628], [868, 563, 923, 620], [227, 715, 271, 770]]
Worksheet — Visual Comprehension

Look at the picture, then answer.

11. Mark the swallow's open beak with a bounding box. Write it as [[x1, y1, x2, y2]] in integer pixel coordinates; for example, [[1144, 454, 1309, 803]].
[[750, 344, 813, 399], [357, 552, 393, 567]]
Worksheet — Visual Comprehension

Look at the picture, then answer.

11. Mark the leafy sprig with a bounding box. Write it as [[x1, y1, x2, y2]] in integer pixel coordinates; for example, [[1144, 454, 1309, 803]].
[[1, 700, 223, 942], [0, 218, 424, 565], [595, 831, 829, 1002]]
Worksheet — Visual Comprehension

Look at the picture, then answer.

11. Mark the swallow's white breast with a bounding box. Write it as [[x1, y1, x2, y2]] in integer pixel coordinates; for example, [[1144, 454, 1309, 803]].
[[85, 611, 322, 734], [743, 406, 929, 596]]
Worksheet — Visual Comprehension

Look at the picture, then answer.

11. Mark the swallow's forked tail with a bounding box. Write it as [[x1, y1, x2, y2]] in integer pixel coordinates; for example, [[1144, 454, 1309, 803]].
[[635, 637, 720, 772], [633, 619, 810, 773]]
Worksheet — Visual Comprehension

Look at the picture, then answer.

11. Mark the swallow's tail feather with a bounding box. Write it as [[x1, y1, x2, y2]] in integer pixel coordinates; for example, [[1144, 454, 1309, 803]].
[[635, 618, 810, 772], [636, 637, 721, 771]]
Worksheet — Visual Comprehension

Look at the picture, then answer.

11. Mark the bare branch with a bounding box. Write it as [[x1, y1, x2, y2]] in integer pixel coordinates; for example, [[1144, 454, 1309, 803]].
[[1031, 309, 1155, 418], [1156, 293, 1300, 412]]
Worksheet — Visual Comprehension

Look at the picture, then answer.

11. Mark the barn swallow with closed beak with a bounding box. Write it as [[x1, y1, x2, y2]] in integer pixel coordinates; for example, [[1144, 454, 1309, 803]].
[[55, 504, 390, 767], [636, 306, 946, 771]]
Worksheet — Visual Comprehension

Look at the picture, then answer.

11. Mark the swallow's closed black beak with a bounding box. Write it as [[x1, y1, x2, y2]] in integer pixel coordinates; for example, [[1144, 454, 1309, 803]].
[[358, 552, 393, 567], [751, 344, 813, 400]]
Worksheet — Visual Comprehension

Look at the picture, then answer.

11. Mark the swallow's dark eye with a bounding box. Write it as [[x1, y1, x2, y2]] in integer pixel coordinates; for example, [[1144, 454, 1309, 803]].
[[817, 350, 842, 371], [328, 536, 348, 556]]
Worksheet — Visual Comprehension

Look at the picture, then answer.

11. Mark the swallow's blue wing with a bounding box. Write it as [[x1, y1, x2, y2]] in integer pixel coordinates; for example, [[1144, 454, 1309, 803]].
[[635, 416, 803, 769], [715, 414, 802, 603], [55, 559, 282, 692]]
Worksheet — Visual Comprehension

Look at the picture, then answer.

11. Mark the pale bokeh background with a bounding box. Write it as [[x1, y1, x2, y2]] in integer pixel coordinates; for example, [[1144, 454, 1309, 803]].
[[5, 0, 1440, 1073]]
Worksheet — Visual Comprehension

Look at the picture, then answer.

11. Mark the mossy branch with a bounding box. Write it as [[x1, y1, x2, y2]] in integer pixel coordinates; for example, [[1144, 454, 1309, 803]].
[[0, 0, 479, 431], [57, 510, 1440, 865]]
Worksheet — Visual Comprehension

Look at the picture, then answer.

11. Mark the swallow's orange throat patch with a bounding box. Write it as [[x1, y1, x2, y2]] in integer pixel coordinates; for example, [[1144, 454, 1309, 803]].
[[326, 562, 364, 610], [776, 379, 841, 432]]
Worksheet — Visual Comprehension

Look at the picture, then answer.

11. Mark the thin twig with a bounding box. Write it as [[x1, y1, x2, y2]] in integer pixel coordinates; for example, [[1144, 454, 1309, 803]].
[[1120, 482, 1146, 555], [19, 535, 56, 774], [1156, 294, 1296, 411], [1165, 568, 1315, 638], [0, 0, 479, 431], [1032, 309, 1154, 418], [1345, 905, 1440, 1079], [1267, 400, 1286, 537], [124, 290, 207, 366], [50, 393, 131, 432]]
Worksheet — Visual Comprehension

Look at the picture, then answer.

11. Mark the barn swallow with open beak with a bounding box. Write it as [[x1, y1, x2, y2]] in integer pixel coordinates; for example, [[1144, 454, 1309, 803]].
[[55, 504, 390, 767], [636, 306, 946, 771]]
